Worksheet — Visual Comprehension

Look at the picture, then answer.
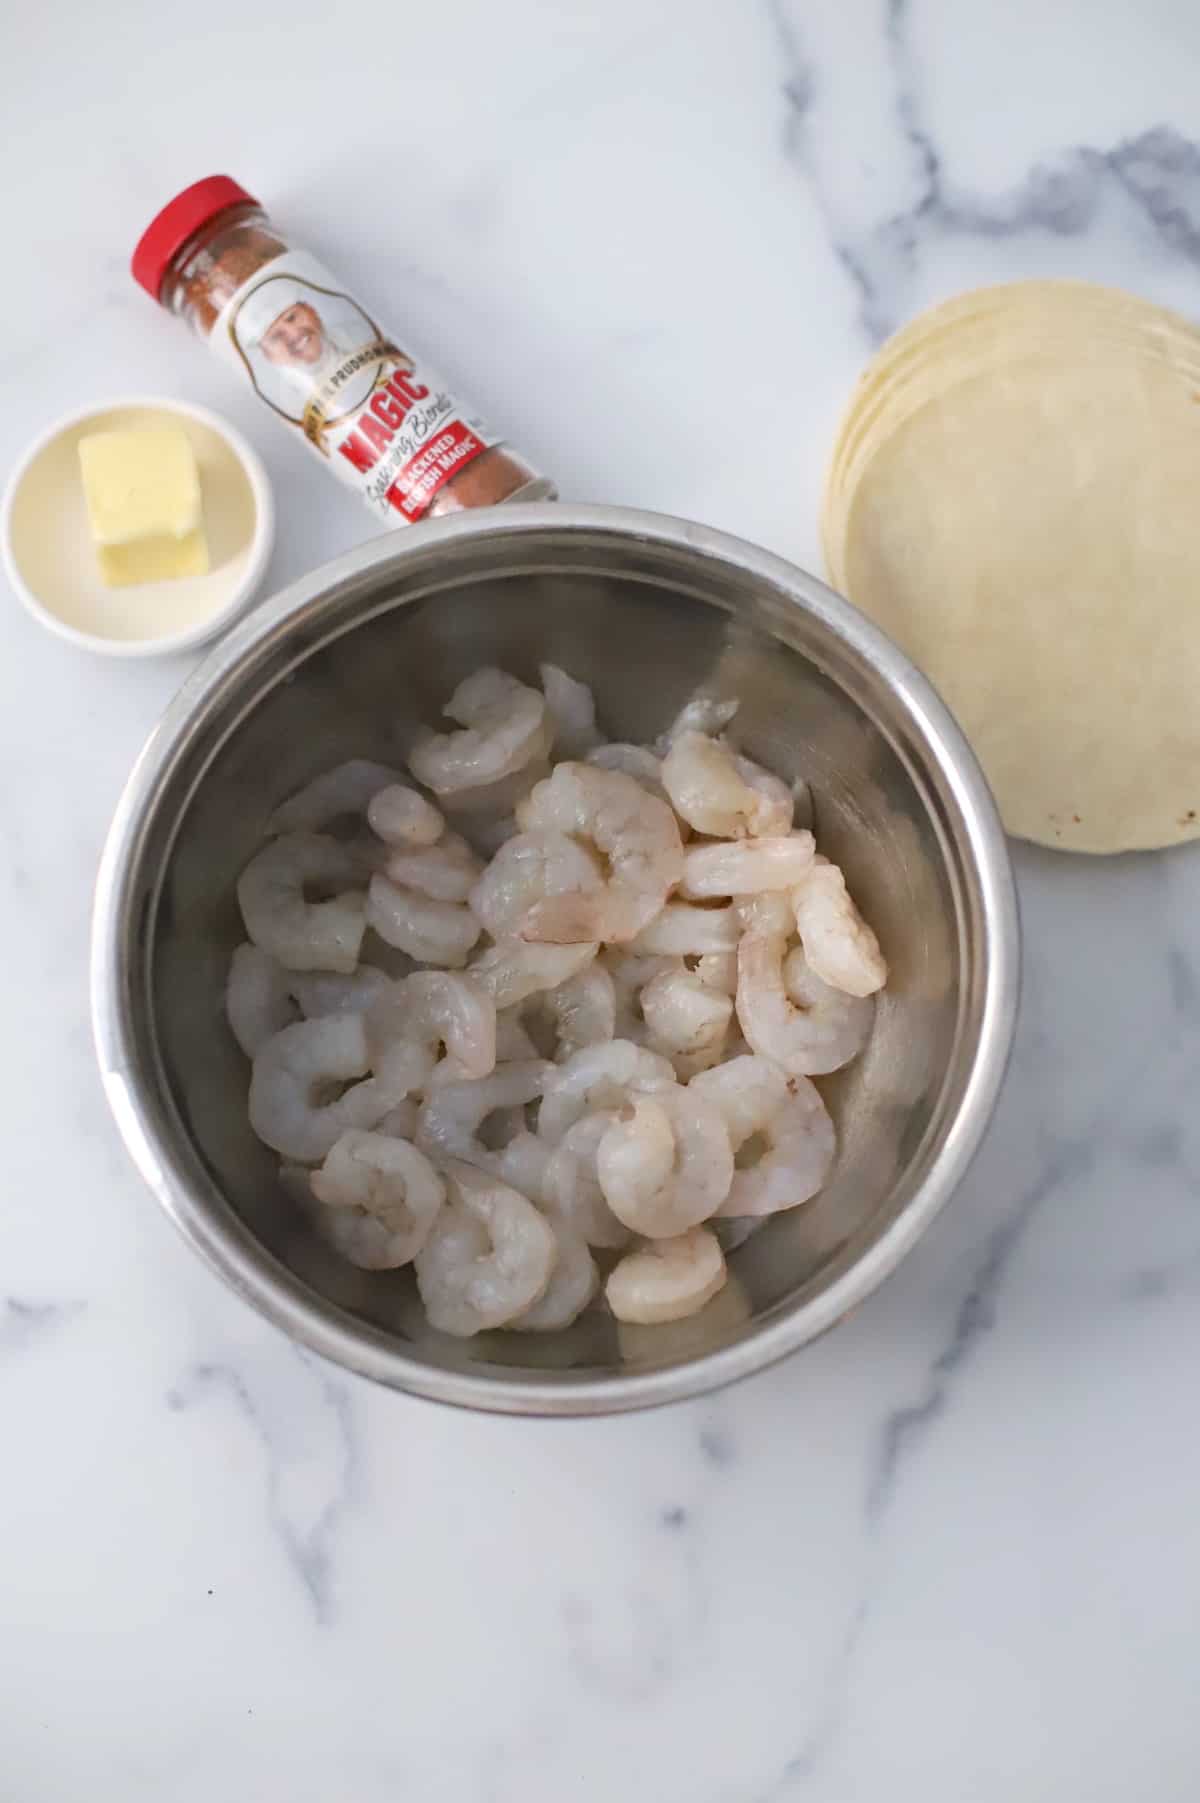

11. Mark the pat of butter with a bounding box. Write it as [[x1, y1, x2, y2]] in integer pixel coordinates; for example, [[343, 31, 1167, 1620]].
[[78, 423, 209, 588]]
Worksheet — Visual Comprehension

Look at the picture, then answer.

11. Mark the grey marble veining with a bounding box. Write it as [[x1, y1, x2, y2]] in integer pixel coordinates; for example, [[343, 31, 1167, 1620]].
[[772, 0, 1200, 340]]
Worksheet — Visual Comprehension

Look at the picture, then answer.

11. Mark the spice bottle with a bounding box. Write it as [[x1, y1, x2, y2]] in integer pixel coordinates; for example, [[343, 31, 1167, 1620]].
[[132, 176, 554, 525]]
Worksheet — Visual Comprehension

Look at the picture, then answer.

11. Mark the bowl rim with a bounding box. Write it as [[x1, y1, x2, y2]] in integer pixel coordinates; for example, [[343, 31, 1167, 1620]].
[[91, 502, 1019, 1414], [2, 394, 276, 659]]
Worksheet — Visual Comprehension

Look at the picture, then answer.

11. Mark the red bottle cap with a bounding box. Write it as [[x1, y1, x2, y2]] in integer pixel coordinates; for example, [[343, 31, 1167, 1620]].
[[131, 176, 258, 301]]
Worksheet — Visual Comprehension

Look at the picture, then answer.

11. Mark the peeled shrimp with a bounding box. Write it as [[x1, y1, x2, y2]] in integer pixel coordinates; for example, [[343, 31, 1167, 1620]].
[[596, 1087, 734, 1237], [409, 669, 549, 798], [238, 833, 367, 974], [489, 1128, 553, 1205], [585, 743, 670, 804], [541, 1113, 632, 1249], [468, 938, 597, 1011], [537, 1039, 677, 1145], [310, 1130, 445, 1268], [735, 890, 793, 937], [508, 1218, 598, 1332], [289, 966, 392, 1019], [662, 732, 792, 839], [226, 943, 297, 1057], [437, 760, 550, 828], [414, 1159, 556, 1336], [694, 950, 738, 997], [377, 1098, 419, 1139], [606, 1226, 727, 1324], [541, 663, 602, 759], [367, 970, 496, 1097], [226, 946, 394, 1057], [639, 967, 734, 1071], [655, 696, 739, 753], [736, 913, 871, 1076], [731, 752, 795, 836], [782, 945, 874, 1069], [367, 783, 444, 848], [495, 1007, 541, 1063], [416, 1061, 553, 1168], [540, 964, 616, 1061], [516, 763, 684, 944], [248, 1014, 404, 1163], [691, 1054, 836, 1217], [382, 832, 482, 903], [469, 831, 604, 940], [680, 831, 815, 900], [602, 950, 677, 1042], [268, 759, 399, 835], [629, 901, 739, 957], [366, 874, 481, 968], [792, 856, 888, 997]]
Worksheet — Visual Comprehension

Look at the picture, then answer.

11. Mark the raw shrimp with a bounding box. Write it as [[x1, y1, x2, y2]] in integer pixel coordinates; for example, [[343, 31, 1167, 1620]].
[[680, 831, 815, 900], [366, 874, 481, 968], [639, 967, 734, 1071], [438, 760, 551, 828], [603, 950, 678, 1042], [383, 831, 482, 903], [268, 760, 400, 835], [489, 1128, 553, 1205], [248, 1014, 404, 1163], [596, 1087, 733, 1237], [226, 949, 394, 1056], [736, 915, 871, 1075], [289, 966, 392, 1019], [238, 832, 367, 974], [662, 732, 792, 839], [731, 752, 795, 836], [629, 900, 739, 956], [691, 1054, 836, 1217], [585, 743, 671, 804], [414, 1159, 556, 1336], [376, 1098, 419, 1139], [541, 663, 602, 758], [782, 945, 874, 1068], [469, 831, 604, 940], [694, 950, 738, 996], [537, 1039, 677, 1145], [792, 856, 888, 997], [310, 1130, 445, 1268], [368, 970, 496, 1097], [226, 943, 297, 1057], [606, 1226, 727, 1324], [516, 763, 684, 944], [468, 938, 597, 1011], [655, 696, 738, 753], [734, 890, 793, 936], [367, 783, 444, 848], [408, 669, 549, 797], [541, 1114, 631, 1248], [540, 964, 616, 1061], [495, 1007, 541, 1062], [416, 1061, 553, 1167], [508, 1217, 598, 1332]]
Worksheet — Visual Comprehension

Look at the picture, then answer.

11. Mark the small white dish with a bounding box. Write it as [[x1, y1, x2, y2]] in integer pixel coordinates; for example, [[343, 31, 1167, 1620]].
[[2, 396, 274, 657]]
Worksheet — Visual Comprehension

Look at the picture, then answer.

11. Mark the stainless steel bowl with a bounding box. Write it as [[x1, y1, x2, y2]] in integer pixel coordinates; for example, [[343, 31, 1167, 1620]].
[[92, 504, 1018, 1415]]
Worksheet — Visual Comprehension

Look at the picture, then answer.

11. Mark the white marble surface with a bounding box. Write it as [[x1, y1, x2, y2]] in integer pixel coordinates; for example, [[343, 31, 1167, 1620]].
[[3, 1, 1200, 1796]]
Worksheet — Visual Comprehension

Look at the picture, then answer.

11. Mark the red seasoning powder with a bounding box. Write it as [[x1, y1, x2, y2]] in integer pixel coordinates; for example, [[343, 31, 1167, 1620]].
[[132, 176, 554, 525]]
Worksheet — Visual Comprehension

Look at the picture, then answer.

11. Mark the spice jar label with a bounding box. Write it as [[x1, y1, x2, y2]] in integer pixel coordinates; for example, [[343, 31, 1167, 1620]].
[[211, 251, 499, 522]]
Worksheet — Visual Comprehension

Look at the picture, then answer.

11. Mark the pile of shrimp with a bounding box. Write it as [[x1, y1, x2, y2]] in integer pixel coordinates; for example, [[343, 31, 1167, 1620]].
[[225, 665, 888, 1337]]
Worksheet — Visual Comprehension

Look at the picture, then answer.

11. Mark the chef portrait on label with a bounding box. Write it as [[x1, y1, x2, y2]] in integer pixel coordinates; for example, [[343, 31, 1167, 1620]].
[[229, 274, 387, 424]]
